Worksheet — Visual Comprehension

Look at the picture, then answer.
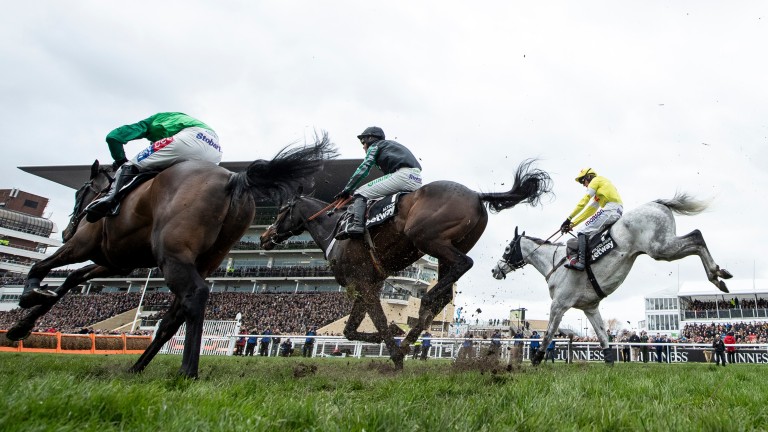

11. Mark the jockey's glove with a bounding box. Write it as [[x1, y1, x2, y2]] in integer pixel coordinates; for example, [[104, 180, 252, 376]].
[[560, 218, 572, 234], [334, 190, 351, 201], [112, 158, 129, 170]]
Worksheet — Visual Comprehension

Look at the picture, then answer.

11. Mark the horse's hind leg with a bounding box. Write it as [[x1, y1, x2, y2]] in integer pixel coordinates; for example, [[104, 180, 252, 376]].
[[649, 229, 732, 293], [7, 264, 114, 340], [130, 297, 185, 374], [404, 247, 473, 347]]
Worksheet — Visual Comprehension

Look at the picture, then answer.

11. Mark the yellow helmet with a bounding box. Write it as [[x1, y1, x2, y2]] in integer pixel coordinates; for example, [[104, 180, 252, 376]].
[[575, 168, 596, 183]]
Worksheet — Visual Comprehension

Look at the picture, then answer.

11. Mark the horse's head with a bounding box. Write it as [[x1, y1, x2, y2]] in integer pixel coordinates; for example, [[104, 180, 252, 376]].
[[492, 226, 527, 280], [62, 160, 114, 242], [259, 196, 307, 250]]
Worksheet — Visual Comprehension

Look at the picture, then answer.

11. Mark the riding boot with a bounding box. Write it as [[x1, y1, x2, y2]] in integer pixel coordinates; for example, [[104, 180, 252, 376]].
[[85, 164, 138, 223], [565, 233, 587, 271], [335, 195, 367, 240]]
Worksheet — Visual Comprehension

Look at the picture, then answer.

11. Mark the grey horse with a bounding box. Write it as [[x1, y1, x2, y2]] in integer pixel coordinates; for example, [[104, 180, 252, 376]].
[[492, 192, 732, 365]]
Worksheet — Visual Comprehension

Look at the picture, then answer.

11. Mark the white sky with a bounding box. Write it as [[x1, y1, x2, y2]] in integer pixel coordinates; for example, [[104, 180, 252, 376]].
[[2, 1, 766, 333]]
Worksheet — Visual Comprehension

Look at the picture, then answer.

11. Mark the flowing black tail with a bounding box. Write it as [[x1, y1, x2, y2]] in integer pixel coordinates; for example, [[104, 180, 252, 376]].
[[229, 132, 338, 204], [479, 159, 552, 212]]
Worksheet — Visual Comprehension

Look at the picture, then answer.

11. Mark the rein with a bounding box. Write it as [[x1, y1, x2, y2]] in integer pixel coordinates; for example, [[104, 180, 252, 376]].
[[307, 196, 351, 221]]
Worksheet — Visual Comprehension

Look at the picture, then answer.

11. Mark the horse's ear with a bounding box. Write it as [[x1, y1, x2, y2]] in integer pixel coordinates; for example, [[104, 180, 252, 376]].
[[514, 226, 519, 237], [90, 160, 99, 179]]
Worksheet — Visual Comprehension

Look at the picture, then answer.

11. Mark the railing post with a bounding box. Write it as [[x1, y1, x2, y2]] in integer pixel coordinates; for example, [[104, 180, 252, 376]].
[[122, 333, 127, 354], [56, 332, 61, 353], [90, 333, 96, 354]]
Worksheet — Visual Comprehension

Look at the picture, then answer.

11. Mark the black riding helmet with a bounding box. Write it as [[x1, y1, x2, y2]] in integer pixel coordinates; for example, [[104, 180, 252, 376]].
[[357, 126, 385, 140]]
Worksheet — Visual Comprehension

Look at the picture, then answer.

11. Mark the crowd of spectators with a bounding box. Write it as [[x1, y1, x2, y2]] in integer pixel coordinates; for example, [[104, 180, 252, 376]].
[[681, 321, 768, 344], [0, 291, 352, 335], [685, 298, 768, 311]]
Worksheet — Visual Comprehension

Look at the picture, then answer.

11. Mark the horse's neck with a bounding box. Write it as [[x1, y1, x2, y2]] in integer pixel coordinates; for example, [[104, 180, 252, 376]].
[[521, 238, 563, 277], [300, 199, 341, 250]]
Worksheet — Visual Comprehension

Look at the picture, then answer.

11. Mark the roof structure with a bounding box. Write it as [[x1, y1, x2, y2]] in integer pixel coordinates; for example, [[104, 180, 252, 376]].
[[19, 159, 381, 202]]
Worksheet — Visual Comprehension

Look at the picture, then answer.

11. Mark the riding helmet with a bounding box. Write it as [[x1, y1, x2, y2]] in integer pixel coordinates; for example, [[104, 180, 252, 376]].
[[357, 126, 385, 140], [575, 168, 596, 183]]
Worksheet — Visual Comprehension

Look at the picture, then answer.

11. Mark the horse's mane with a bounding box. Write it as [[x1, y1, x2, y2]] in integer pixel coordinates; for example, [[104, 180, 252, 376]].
[[525, 236, 564, 247]]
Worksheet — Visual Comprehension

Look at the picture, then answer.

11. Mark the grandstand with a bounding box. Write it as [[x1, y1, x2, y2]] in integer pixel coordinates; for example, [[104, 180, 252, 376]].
[[644, 278, 768, 337]]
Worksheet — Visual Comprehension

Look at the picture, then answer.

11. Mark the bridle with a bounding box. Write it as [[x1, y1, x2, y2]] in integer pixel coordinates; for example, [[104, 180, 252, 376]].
[[266, 198, 306, 245], [70, 170, 114, 219]]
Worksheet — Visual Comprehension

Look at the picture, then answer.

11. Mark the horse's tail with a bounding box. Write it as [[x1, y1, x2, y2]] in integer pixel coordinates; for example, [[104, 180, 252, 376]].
[[654, 192, 710, 216], [228, 132, 338, 204], [479, 159, 553, 213]]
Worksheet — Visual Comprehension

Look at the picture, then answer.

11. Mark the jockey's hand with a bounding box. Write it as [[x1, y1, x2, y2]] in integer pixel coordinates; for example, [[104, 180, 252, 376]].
[[334, 190, 351, 201], [112, 158, 128, 170], [559, 218, 573, 234]]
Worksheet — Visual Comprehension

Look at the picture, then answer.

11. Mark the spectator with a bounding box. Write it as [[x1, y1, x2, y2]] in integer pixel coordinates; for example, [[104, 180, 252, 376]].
[[639, 331, 649, 363], [629, 331, 641, 361], [234, 330, 246, 356], [546, 340, 556, 363], [245, 333, 257, 357], [279, 339, 293, 357], [421, 331, 432, 360], [303, 327, 317, 358], [412, 340, 422, 360], [712, 334, 726, 367], [724, 331, 736, 364], [259, 328, 272, 356], [654, 334, 665, 363], [529, 331, 541, 358]]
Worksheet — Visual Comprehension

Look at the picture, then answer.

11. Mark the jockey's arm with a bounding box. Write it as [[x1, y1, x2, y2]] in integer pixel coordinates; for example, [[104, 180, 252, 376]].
[[105, 118, 153, 162], [568, 188, 598, 227], [341, 142, 380, 193]]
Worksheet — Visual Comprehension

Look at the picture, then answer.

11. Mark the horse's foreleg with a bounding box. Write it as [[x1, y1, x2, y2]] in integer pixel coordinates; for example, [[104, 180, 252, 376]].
[[8, 264, 111, 340], [130, 297, 185, 374], [650, 229, 732, 293], [536, 300, 568, 366], [19, 242, 99, 308], [363, 291, 405, 369], [583, 306, 614, 365]]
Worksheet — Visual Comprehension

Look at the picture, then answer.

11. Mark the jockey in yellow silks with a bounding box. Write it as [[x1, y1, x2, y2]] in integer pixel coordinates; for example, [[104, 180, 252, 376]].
[[559, 168, 623, 271]]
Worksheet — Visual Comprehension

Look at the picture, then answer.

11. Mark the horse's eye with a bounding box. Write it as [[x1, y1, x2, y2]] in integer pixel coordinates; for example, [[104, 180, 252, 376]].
[[504, 245, 511, 255]]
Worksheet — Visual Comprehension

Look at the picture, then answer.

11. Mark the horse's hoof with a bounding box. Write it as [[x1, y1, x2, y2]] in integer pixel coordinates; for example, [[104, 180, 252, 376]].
[[718, 281, 729, 293], [6, 324, 32, 341], [18, 288, 57, 309], [719, 269, 733, 280]]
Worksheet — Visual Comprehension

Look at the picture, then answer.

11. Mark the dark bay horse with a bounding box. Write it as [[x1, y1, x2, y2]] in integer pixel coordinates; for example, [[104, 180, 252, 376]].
[[8, 136, 336, 378], [492, 193, 733, 365], [260, 160, 552, 369]]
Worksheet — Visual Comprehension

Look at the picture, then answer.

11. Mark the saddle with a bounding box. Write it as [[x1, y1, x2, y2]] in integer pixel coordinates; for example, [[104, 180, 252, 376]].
[[107, 171, 159, 217]]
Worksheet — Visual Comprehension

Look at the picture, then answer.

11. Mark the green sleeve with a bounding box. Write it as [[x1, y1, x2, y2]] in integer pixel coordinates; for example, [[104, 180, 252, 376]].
[[105, 116, 154, 161]]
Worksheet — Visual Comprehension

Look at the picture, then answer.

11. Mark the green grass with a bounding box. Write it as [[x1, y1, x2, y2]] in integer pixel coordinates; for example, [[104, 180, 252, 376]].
[[0, 353, 764, 431]]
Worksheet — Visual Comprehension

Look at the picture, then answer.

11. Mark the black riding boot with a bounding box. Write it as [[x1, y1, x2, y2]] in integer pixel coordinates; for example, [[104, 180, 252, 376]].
[[565, 233, 587, 271], [335, 196, 367, 240], [85, 164, 138, 223]]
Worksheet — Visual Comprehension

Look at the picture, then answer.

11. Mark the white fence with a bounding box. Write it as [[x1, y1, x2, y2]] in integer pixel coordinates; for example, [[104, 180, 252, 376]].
[[158, 319, 241, 356]]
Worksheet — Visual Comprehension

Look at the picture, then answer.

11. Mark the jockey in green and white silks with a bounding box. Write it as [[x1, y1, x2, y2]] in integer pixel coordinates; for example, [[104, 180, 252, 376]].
[[334, 126, 422, 240], [85, 112, 222, 222], [559, 168, 623, 271]]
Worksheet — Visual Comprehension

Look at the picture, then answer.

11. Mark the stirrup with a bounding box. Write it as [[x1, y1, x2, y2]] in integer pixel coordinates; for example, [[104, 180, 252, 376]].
[[564, 257, 585, 271]]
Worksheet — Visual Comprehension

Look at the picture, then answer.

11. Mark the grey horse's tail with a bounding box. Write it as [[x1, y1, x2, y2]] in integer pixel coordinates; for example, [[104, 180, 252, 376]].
[[654, 192, 710, 216]]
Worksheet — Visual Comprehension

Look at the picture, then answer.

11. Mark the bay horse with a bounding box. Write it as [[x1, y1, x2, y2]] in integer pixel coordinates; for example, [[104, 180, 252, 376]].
[[7, 135, 337, 378], [260, 159, 552, 369], [491, 193, 733, 365]]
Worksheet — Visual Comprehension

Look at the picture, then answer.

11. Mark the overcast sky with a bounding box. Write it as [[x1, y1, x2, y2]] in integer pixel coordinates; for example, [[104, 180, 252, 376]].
[[2, 2, 766, 333]]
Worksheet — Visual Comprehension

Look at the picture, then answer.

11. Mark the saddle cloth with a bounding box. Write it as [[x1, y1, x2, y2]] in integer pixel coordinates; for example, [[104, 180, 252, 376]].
[[364, 192, 408, 229], [587, 229, 616, 264]]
